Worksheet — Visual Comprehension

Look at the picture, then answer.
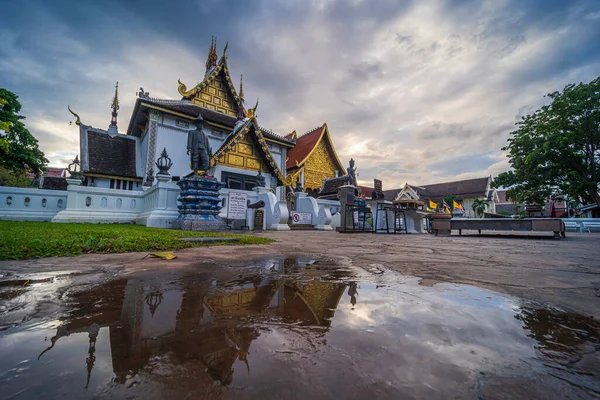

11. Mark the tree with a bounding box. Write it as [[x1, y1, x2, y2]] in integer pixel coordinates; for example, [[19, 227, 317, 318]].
[[0, 166, 34, 187], [443, 194, 456, 211], [493, 76, 600, 208], [472, 199, 487, 217], [0, 88, 48, 174]]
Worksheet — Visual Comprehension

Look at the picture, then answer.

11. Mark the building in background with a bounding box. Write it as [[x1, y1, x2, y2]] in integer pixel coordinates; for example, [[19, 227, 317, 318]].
[[361, 176, 498, 218], [285, 124, 346, 197]]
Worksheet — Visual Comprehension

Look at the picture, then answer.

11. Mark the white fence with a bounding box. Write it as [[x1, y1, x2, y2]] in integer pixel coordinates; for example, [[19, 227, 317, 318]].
[[0, 187, 68, 221], [562, 218, 600, 233], [1, 183, 338, 231], [52, 185, 146, 224]]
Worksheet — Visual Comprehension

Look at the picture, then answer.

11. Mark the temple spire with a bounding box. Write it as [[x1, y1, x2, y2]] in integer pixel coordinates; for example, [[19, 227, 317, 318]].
[[205, 36, 217, 73], [237, 75, 245, 122], [108, 81, 119, 136]]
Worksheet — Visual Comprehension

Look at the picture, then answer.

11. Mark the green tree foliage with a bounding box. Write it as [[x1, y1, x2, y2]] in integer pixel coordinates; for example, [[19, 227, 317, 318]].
[[0, 166, 34, 187], [493, 76, 600, 207], [472, 199, 487, 217], [0, 88, 48, 174], [443, 194, 456, 211]]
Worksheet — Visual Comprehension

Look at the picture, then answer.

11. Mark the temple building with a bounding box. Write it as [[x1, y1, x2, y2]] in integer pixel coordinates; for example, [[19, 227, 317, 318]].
[[361, 176, 499, 218], [0, 37, 349, 230], [71, 38, 296, 200], [285, 123, 346, 196]]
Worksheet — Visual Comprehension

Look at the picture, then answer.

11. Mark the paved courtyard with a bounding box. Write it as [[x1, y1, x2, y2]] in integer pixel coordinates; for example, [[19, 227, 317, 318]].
[[2, 230, 599, 318], [1, 230, 599, 399]]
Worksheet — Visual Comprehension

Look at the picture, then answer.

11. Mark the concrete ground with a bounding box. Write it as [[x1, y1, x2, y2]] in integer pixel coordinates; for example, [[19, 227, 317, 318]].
[[255, 230, 600, 318], [2, 230, 599, 318]]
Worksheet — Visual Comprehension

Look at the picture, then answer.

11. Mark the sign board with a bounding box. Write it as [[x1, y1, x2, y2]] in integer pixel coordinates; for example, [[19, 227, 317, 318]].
[[291, 211, 312, 225], [254, 209, 264, 230], [353, 211, 359, 224], [227, 192, 248, 220], [374, 179, 383, 199], [374, 179, 382, 193]]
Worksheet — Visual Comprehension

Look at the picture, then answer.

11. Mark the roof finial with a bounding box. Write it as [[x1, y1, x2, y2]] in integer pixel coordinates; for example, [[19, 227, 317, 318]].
[[206, 36, 217, 73], [110, 81, 119, 127], [68, 105, 81, 126], [222, 41, 228, 58], [239, 74, 244, 100]]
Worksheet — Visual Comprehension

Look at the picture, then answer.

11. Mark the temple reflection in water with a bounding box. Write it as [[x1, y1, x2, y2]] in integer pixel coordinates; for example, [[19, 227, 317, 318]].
[[38, 257, 349, 387]]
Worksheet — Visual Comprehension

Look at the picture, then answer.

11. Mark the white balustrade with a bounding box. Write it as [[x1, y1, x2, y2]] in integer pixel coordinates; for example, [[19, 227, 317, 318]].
[[0, 187, 68, 221]]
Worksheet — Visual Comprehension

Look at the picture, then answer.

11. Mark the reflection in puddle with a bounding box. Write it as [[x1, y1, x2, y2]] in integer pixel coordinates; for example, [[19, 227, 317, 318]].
[[0, 256, 598, 399]]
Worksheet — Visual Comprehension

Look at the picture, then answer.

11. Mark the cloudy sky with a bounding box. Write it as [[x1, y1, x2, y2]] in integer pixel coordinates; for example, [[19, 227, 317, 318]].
[[2, 0, 599, 188]]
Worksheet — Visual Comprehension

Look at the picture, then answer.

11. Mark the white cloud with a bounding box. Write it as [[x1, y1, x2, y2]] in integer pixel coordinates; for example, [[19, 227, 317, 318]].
[[1, 0, 598, 184]]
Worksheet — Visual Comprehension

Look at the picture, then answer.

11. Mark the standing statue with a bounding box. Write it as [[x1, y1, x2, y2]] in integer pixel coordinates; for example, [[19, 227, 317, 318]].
[[347, 158, 357, 187], [187, 115, 212, 174], [295, 176, 304, 193], [256, 170, 266, 188]]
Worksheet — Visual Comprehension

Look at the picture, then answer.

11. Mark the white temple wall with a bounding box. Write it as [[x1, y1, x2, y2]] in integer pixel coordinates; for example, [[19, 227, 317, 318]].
[[52, 185, 146, 224], [0, 187, 67, 221], [93, 178, 112, 189], [154, 123, 190, 178]]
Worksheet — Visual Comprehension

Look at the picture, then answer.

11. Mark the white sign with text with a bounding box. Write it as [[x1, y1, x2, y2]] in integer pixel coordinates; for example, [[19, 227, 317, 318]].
[[227, 192, 248, 220], [291, 211, 312, 225]]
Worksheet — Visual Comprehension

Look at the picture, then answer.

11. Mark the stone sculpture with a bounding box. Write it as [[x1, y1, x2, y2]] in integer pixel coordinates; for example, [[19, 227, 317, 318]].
[[256, 170, 266, 188], [347, 158, 357, 187], [187, 115, 212, 174]]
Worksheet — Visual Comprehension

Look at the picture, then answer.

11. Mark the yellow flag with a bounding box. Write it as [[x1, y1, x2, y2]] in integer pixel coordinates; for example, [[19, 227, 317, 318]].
[[429, 200, 437, 209], [453, 200, 461, 209]]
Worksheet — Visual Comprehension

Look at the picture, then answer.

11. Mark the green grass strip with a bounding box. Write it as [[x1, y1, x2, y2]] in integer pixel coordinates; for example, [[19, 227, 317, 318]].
[[0, 221, 273, 260]]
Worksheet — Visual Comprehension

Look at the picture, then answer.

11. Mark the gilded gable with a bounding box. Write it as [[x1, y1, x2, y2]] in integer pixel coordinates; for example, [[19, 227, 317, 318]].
[[217, 131, 268, 172], [190, 70, 237, 117], [304, 138, 340, 190]]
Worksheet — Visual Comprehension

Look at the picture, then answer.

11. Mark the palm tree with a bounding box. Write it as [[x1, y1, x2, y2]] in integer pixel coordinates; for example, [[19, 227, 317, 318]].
[[472, 199, 487, 218]]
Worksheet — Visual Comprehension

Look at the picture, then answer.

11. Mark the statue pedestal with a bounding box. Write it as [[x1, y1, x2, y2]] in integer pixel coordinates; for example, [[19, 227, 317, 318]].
[[337, 185, 358, 231], [173, 175, 228, 231]]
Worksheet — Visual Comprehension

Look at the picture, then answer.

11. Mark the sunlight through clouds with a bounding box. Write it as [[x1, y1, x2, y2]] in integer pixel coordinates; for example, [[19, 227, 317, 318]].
[[1, 0, 598, 187]]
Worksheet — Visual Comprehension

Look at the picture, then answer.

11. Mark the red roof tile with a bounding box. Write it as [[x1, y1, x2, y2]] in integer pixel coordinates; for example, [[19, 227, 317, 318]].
[[286, 125, 325, 169]]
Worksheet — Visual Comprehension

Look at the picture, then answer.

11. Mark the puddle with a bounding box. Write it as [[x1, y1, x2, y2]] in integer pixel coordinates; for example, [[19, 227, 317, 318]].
[[0, 257, 598, 399]]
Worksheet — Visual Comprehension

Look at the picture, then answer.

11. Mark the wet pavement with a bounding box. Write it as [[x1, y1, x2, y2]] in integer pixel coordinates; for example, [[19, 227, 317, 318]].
[[0, 256, 599, 399]]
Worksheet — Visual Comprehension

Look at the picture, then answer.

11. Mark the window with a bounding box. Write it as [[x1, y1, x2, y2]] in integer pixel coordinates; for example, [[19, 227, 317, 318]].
[[222, 171, 261, 191]]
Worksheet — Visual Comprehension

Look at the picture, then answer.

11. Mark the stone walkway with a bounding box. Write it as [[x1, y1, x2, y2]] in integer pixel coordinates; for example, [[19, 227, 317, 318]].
[[1, 230, 599, 318]]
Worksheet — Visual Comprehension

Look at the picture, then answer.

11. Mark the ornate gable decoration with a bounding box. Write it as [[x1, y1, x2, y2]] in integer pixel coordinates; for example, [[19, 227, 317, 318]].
[[211, 118, 288, 185], [395, 184, 420, 202], [286, 124, 346, 190], [177, 44, 243, 118]]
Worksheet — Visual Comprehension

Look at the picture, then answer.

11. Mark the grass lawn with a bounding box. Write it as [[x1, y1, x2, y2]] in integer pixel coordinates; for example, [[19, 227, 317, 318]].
[[0, 221, 274, 260]]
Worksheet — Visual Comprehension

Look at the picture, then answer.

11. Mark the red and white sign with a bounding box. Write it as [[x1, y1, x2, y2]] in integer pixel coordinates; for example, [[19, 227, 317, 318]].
[[227, 192, 248, 220], [291, 212, 312, 225]]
